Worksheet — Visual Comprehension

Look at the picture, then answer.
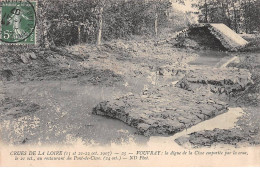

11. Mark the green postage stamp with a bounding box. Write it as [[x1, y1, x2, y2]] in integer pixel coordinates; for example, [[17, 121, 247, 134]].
[[0, 0, 36, 44]]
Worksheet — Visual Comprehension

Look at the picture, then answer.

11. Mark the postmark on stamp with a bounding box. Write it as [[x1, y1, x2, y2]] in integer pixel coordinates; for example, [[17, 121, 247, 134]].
[[0, 0, 36, 44]]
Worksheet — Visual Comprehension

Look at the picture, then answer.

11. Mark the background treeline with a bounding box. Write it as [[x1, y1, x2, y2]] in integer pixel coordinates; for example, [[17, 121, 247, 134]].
[[38, 0, 172, 47], [195, 0, 260, 33], [38, 0, 260, 47]]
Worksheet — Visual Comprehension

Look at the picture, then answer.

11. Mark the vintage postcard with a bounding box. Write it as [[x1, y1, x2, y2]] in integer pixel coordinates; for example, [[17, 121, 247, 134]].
[[0, 0, 259, 167]]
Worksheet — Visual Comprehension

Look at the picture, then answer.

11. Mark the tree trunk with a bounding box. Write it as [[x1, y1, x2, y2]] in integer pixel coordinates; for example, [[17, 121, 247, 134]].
[[39, 0, 50, 48], [244, 0, 248, 33], [155, 12, 158, 36], [205, 0, 208, 23], [97, 7, 103, 46], [231, 0, 238, 33], [248, 0, 252, 33], [238, 0, 242, 33], [225, 0, 232, 27], [78, 25, 81, 44], [221, 1, 226, 24], [43, 19, 50, 48]]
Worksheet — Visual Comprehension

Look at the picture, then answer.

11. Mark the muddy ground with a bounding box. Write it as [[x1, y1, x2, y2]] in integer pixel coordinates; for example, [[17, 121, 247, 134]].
[[0, 34, 259, 148]]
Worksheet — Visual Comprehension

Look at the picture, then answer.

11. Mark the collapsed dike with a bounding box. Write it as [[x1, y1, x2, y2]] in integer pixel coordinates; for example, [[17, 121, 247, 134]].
[[91, 24, 253, 138], [93, 87, 228, 136], [93, 67, 252, 137]]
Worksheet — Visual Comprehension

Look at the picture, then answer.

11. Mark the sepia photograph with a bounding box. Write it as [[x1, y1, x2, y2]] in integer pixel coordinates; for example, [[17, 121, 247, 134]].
[[0, 0, 259, 167]]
